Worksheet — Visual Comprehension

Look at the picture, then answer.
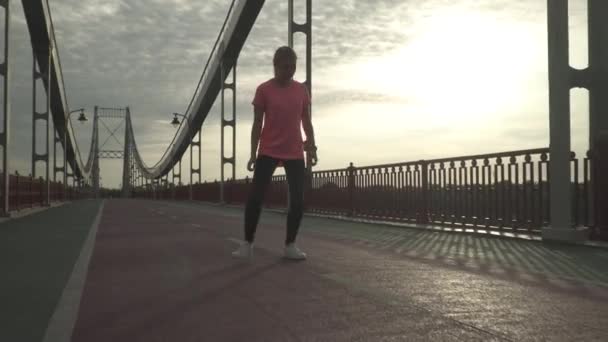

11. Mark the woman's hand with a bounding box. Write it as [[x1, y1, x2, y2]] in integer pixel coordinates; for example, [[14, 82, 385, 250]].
[[304, 141, 318, 166], [308, 150, 318, 166], [247, 156, 256, 171]]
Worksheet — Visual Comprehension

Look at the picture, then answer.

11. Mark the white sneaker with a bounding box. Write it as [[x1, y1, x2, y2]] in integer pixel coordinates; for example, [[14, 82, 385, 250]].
[[284, 243, 307, 260], [231, 241, 253, 258]]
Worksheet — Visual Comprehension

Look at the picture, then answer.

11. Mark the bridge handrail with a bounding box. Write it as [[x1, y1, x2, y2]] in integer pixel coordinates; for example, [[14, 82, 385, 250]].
[[338, 148, 552, 173]]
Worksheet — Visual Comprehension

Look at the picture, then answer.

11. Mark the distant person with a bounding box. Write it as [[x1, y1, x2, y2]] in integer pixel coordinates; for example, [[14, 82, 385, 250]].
[[232, 46, 317, 260]]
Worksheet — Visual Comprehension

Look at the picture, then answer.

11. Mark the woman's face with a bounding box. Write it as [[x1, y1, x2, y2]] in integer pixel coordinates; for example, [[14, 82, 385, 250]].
[[274, 56, 296, 82]]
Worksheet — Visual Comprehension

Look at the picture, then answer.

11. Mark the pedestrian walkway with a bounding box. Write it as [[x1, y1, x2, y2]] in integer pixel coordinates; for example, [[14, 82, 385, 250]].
[[2, 199, 608, 341], [0, 199, 103, 342]]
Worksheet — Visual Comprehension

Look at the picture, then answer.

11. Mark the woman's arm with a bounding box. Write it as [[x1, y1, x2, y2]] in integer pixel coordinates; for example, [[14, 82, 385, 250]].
[[251, 106, 264, 158], [302, 103, 316, 150]]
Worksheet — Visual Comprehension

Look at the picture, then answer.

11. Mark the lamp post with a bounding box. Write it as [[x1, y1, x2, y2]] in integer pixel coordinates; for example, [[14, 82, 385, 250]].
[[170, 112, 189, 128], [170, 112, 191, 200], [65, 108, 87, 199]]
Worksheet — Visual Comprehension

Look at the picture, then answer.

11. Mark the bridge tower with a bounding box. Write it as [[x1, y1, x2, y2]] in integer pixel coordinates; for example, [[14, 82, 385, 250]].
[[545, 0, 608, 241], [89, 106, 131, 198]]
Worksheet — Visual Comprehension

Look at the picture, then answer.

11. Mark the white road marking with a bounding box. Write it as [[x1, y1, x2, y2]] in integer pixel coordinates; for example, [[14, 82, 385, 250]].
[[43, 200, 106, 342]]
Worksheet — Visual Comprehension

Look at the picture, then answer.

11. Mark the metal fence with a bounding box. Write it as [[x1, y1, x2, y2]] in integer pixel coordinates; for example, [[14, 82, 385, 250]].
[[1, 172, 88, 213], [133, 148, 594, 236], [306, 148, 592, 235]]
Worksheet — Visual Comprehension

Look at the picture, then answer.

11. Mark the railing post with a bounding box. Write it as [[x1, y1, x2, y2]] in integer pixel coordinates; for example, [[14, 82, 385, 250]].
[[39, 176, 43, 206], [588, 0, 608, 240], [219, 49, 237, 205], [0, 0, 11, 217], [29, 174, 33, 208], [289, 0, 313, 211], [595, 135, 608, 239], [15, 171, 19, 211], [418, 161, 430, 224], [542, 0, 586, 242], [347, 162, 355, 217], [190, 130, 201, 202]]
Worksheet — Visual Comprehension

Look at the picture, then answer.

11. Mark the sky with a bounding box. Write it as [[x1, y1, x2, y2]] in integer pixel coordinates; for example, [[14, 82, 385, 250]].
[[3, 0, 591, 188]]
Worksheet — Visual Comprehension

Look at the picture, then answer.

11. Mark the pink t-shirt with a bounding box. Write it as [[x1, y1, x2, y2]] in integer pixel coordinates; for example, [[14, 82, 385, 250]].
[[252, 79, 310, 160]]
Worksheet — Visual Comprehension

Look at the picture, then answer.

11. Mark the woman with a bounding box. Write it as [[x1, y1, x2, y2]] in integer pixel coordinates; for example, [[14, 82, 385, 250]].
[[232, 46, 317, 260]]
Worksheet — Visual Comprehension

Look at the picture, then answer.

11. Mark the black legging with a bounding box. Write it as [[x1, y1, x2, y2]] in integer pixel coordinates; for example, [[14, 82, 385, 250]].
[[244, 155, 305, 245]]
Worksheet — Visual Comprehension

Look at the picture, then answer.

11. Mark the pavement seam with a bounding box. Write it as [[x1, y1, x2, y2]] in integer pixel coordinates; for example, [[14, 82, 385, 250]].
[[42, 200, 106, 342]]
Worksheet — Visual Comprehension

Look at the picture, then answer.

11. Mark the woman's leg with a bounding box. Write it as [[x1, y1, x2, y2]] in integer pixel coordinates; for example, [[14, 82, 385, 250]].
[[283, 159, 306, 245], [244, 155, 279, 243]]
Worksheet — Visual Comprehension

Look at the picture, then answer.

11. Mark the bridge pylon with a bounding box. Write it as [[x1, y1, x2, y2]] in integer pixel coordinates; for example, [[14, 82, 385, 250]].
[[89, 106, 133, 198], [545, 0, 608, 241]]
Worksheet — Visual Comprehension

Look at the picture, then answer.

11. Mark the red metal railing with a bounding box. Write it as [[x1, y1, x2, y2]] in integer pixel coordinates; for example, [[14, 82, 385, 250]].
[[0, 172, 88, 215]]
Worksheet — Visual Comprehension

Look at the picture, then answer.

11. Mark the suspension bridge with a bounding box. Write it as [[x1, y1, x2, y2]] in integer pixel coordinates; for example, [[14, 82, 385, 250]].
[[1, 0, 608, 341]]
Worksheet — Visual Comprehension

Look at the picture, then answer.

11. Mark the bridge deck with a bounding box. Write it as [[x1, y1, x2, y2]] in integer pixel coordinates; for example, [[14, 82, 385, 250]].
[[2, 199, 608, 341]]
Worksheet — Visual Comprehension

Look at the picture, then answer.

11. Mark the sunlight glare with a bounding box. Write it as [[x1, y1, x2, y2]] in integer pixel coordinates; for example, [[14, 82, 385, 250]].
[[357, 9, 540, 125]]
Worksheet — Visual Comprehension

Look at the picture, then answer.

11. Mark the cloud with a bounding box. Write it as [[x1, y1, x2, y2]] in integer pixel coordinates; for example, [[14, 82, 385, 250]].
[[4, 0, 588, 188]]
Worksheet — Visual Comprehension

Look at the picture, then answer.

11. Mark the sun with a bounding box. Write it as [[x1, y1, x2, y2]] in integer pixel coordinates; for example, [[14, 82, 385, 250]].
[[356, 8, 541, 126]]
